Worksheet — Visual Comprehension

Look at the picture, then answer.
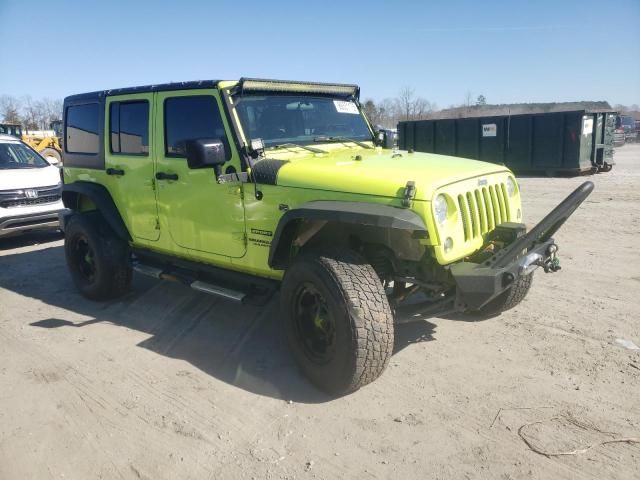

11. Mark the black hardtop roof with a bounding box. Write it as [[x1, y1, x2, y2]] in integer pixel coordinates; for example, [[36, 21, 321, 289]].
[[64, 80, 222, 102], [64, 78, 361, 103]]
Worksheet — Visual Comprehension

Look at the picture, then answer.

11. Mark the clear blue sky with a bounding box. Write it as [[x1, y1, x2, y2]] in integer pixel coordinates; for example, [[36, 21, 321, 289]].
[[1, 0, 638, 107]]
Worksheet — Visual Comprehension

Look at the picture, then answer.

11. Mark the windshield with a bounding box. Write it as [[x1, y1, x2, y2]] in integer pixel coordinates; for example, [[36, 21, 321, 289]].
[[0, 142, 49, 169], [234, 95, 372, 148], [621, 116, 635, 127], [50, 121, 63, 138]]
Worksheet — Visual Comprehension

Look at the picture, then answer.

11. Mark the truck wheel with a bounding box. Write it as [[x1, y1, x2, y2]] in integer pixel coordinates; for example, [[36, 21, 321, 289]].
[[64, 213, 132, 300], [40, 148, 61, 164], [281, 249, 394, 395], [475, 273, 533, 317]]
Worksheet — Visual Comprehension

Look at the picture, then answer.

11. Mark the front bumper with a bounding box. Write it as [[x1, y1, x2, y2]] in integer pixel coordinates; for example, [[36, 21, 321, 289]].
[[0, 209, 67, 237], [450, 237, 556, 310], [449, 181, 594, 311]]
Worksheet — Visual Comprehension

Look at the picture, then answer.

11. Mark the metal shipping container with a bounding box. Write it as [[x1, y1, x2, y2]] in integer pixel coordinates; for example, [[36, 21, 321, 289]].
[[398, 110, 616, 175]]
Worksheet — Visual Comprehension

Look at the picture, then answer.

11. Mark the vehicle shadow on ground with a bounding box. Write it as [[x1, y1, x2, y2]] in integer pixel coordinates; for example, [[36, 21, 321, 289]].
[[0, 230, 63, 251], [2, 245, 436, 404]]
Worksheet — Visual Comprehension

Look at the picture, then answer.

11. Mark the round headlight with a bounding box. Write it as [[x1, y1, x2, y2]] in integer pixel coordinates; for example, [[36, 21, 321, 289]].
[[506, 177, 518, 197], [434, 194, 448, 225]]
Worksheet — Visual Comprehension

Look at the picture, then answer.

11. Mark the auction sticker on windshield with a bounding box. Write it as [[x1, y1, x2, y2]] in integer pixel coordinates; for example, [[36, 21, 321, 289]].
[[334, 100, 359, 114]]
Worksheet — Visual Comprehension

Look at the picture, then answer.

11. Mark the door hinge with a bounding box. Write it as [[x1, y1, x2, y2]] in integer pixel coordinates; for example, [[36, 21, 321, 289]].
[[155, 218, 160, 230], [227, 185, 243, 198]]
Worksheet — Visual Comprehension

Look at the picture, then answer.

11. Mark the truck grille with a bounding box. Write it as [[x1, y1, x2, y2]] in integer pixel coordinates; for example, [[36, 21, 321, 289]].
[[1, 195, 61, 208], [457, 183, 510, 241], [0, 185, 61, 209]]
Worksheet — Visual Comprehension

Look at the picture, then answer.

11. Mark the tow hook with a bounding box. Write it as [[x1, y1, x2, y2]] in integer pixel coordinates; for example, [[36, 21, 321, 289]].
[[541, 244, 561, 273]]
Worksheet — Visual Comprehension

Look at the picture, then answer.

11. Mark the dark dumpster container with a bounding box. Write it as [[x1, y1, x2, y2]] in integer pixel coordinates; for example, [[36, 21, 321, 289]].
[[398, 109, 616, 175]]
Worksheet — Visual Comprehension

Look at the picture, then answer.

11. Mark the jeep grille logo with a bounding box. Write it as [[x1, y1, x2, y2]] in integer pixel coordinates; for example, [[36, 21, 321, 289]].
[[478, 179, 488, 187]]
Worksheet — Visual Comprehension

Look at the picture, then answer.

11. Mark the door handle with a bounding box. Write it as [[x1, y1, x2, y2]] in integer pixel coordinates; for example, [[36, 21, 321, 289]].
[[106, 168, 125, 176], [155, 172, 179, 181]]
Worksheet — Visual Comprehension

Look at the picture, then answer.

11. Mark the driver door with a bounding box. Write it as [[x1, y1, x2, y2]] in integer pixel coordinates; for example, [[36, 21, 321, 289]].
[[153, 90, 246, 258]]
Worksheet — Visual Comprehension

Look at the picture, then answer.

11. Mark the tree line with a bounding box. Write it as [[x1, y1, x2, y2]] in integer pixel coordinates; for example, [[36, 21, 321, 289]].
[[362, 87, 487, 128], [0, 95, 63, 131], [2, 90, 636, 133]]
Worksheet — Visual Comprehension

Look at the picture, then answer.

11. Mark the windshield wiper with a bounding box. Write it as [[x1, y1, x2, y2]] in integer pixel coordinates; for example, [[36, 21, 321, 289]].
[[313, 136, 373, 149], [272, 143, 327, 154]]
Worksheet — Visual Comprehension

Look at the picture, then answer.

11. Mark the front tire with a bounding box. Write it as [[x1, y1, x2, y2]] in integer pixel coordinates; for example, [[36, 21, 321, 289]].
[[475, 273, 533, 317], [64, 213, 132, 300], [281, 250, 394, 395]]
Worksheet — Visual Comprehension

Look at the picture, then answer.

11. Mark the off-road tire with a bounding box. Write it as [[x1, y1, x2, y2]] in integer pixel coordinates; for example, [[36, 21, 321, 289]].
[[40, 147, 61, 164], [476, 273, 534, 317], [281, 249, 394, 395], [64, 213, 132, 300]]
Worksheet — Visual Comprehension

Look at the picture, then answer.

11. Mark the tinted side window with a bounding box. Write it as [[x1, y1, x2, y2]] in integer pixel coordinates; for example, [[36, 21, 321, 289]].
[[66, 103, 100, 154], [110, 101, 149, 155], [164, 96, 230, 158]]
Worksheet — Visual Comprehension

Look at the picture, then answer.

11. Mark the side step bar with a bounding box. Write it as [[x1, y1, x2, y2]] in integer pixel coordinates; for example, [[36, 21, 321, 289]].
[[133, 263, 163, 278], [133, 263, 247, 303], [190, 280, 245, 302]]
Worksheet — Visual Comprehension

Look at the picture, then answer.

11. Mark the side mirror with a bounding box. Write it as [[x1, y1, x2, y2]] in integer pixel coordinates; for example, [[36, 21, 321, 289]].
[[375, 130, 396, 149], [185, 139, 227, 173]]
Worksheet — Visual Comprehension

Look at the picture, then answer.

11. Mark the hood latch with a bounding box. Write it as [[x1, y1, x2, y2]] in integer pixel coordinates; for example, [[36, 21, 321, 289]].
[[402, 181, 416, 208]]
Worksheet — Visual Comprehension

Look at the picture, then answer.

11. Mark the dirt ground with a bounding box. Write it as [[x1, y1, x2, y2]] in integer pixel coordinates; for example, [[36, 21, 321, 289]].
[[1, 145, 639, 480]]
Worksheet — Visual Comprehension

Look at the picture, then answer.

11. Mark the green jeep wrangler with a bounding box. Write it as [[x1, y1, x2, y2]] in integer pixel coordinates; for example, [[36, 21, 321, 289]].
[[60, 78, 592, 395]]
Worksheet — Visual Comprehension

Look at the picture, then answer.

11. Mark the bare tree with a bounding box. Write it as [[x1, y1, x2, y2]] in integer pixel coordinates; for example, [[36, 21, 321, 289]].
[[0, 95, 21, 123], [393, 87, 434, 122], [39, 98, 63, 128], [21, 96, 41, 130], [362, 99, 381, 127], [413, 97, 434, 119], [360, 89, 438, 128], [476, 94, 487, 106], [378, 98, 398, 127], [464, 91, 473, 107], [397, 87, 416, 121]]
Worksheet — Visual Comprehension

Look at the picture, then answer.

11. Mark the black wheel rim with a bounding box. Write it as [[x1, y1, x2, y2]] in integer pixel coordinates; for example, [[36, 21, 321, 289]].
[[292, 282, 336, 364], [73, 234, 96, 283]]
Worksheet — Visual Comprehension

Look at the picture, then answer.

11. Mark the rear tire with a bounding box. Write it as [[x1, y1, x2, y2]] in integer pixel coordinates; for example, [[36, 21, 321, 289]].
[[64, 213, 132, 300], [475, 273, 533, 317], [281, 249, 394, 395]]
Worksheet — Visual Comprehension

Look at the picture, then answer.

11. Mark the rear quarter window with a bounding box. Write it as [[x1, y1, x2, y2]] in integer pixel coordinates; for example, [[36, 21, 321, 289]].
[[66, 103, 100, 154]]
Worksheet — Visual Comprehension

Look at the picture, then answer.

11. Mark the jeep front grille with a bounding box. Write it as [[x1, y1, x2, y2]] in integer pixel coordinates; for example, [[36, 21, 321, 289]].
[[457, 183, 510, 241]]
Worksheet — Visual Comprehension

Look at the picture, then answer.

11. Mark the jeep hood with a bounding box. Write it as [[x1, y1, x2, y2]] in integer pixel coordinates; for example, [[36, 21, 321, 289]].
[[269, 149, 510, 201]]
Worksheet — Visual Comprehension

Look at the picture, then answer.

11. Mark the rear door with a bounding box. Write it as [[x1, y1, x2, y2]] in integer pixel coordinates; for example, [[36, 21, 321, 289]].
[[153, 90, 246, 258], [104, 93, 159, 242]]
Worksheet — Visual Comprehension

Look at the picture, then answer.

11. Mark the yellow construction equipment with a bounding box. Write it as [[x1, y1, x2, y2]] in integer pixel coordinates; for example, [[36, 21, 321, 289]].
[[21, 120, 63, 164]]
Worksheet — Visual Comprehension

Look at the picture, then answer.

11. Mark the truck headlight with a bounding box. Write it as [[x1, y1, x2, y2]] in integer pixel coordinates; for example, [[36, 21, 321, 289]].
[[506, 177, 518, 197], [434, 194, 448, 225]]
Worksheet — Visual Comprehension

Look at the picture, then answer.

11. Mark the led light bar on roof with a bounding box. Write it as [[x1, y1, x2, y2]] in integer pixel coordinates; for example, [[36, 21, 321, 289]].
[[238, 78, 359, 99]]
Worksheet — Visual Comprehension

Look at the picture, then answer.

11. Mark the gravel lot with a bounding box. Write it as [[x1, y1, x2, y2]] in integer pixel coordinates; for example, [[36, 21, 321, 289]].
[[1, 145, 638, 480]]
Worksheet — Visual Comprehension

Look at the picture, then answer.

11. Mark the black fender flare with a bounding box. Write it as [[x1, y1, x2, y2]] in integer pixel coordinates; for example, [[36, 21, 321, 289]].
[[61, 182, 131, 241], [268, 200, 428, 269]]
